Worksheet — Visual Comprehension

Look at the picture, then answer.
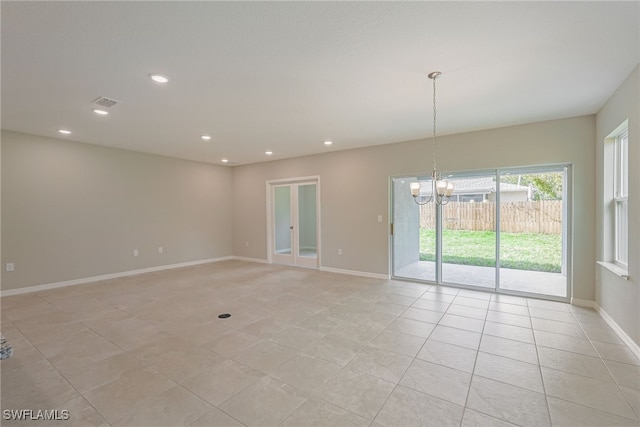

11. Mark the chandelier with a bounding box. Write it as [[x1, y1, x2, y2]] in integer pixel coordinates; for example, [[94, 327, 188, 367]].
[[410, 71, 454, 205]]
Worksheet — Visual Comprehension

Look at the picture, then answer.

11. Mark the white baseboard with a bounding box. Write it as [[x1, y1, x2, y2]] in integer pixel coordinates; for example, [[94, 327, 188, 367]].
[[560, 299, 639, 360], [0, 256, 233, 297], [571, 298, 595, 308], [1, 256, 388, 297], [231, 256, 268, 264], [319, 266, 390, 280], [594, 303, 640, 361], [233, 257, 388, 280]]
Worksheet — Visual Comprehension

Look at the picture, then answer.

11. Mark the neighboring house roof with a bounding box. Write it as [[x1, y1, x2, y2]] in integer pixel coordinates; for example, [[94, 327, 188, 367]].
[[450, 177, 494, 195], [416, 177, 529, 196]]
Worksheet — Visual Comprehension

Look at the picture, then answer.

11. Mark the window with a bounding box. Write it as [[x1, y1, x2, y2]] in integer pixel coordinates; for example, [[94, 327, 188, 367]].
[[614, 128, 628, 267]]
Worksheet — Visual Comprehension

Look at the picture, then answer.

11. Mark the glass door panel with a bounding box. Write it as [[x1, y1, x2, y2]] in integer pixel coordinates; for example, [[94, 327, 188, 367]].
[[392, 177, 435, 282], [498, 168, 567, 298], [296, 183, 319, 268], [274, 186, 292, 256], [441, 173, 496, 289]]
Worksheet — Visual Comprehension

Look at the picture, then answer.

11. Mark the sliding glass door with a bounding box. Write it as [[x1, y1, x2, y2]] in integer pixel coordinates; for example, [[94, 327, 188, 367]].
[[497, 167, 568, 297], [441, 172, 497, 289], [392, 165, 570, 301], [392, 178, 436, 282]]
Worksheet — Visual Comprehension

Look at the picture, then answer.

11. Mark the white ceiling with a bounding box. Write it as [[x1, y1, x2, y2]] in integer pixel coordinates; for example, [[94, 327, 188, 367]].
[[2, 1, 638, 166]]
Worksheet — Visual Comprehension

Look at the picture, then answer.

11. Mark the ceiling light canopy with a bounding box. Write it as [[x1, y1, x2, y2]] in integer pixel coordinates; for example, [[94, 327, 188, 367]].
[[92, 109, 109, 116], [58, 129, 71, 135], [201, 135, 212, 141], [149, 74, 170, 84], [221, 158, 229, 163], [323, 140, 333, 146], [265, 151, 273, 155]]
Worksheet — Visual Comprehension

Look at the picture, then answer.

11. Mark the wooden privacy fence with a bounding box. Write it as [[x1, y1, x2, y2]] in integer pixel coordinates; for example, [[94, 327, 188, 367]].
[[420, 200, 562, 234]]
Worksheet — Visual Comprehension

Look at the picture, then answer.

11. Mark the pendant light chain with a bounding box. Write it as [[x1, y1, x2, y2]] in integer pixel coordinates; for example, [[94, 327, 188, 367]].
[[432, 74, 438, 174]]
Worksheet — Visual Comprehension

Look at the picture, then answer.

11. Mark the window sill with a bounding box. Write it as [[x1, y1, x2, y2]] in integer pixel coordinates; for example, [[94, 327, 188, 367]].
[[597, 261, 629, 280]]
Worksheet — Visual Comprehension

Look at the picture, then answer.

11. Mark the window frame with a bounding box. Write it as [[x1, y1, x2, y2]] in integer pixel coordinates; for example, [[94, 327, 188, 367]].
[[613, 127, 629, 268]]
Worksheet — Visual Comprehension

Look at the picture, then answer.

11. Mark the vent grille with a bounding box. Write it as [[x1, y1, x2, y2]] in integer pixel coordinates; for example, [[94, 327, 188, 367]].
[[92, 97, 119, 108]]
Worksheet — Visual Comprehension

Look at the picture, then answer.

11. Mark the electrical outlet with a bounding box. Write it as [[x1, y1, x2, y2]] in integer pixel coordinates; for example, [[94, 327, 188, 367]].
[[133, 249, 139, 257], [377, 215, 383, 223], [338, 249, 343, 255], [6, 263, 14, 272], [158, 246, 163, 253], [245, 241, 249, 247]]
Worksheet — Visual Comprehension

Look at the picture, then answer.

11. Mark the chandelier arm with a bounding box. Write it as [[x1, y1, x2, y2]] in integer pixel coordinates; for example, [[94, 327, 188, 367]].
[[413, 195, 433, 206]]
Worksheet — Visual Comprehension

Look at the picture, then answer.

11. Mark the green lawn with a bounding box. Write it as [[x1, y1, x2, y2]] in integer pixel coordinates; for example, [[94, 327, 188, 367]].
[[420, 229, 562, 273]]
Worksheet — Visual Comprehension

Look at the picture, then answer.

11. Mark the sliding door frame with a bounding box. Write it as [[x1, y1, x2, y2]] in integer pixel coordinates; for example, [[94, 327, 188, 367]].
[[391, 163, 572, 302], [494, 164, 572, 302]]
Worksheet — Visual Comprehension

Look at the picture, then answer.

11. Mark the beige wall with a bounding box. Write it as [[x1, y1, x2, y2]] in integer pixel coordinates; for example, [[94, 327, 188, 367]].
[[595, 65, 639, 345], [1, 130, 233, 291], [1, 115, 598, 306], [232, 115, 596, 301]]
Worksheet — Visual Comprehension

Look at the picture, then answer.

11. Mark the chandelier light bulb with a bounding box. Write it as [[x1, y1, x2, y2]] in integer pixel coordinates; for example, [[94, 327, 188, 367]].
[[445, 182, 455, 197], [410, 182, 421, 197]]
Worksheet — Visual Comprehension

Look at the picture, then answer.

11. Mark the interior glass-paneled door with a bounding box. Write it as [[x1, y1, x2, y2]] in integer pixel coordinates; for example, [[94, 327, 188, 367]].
[[269, 179, 319, 268]]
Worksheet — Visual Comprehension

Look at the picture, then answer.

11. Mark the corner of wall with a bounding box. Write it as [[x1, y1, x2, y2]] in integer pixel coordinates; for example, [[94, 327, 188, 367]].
[[594, 64, 640, 346]]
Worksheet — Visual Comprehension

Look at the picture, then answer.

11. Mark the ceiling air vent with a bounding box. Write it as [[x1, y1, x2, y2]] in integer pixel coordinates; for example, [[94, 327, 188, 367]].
[[91, 96, 119, 108]]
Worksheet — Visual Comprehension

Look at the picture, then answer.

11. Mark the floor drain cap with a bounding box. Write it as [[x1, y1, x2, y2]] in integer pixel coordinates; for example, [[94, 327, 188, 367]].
[[218, 313, 231, 319]]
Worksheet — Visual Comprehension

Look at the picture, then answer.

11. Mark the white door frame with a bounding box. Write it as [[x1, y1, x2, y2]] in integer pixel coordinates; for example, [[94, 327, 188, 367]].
[[390, 164, 571, 302], [266, 176, 321, 268]]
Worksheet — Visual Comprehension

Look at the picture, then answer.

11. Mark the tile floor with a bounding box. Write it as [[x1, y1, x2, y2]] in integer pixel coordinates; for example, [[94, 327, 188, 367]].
[[1, 260, 639, 427]]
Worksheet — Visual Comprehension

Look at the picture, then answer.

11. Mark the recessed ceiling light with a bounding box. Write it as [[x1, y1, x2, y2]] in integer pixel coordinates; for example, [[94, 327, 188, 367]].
[[149, 74, 170, 84], [323, 140, 333, 146], [201, 135, 212, 141], [93, 109, 109, 116], [58, 129, 71, 135], [265, 151, 273, 155], [221, 158, 229, 163]]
